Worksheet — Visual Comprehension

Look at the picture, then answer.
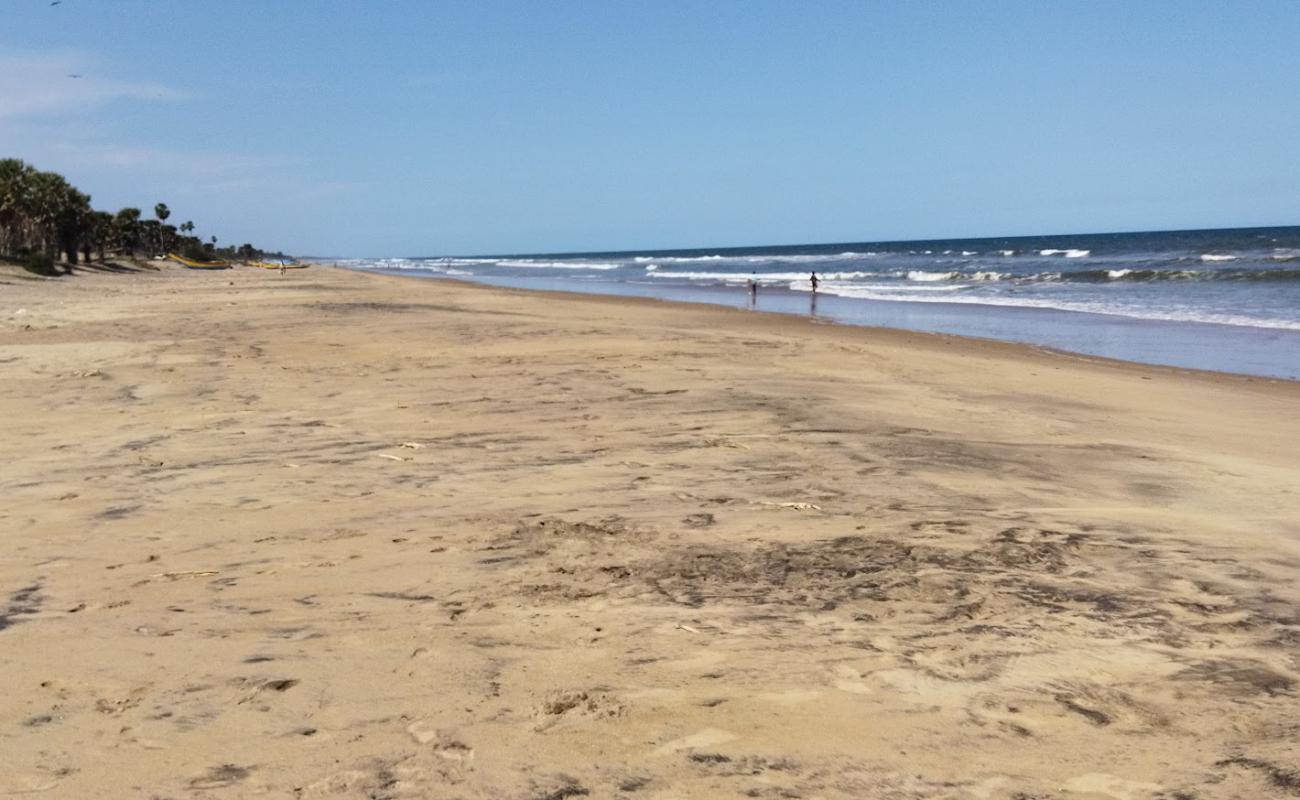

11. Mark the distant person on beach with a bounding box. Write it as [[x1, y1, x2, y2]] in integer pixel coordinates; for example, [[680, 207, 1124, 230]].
[[810, 272, 819, 292], [748, 272, 758, 305]]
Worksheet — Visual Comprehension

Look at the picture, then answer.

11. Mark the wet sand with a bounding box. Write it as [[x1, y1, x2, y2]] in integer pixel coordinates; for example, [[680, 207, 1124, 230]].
[[1, 263, 1298, 798]]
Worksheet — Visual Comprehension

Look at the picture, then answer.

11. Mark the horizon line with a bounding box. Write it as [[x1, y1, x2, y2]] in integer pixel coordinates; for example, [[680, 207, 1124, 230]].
[[300, 222, 1300, 261]]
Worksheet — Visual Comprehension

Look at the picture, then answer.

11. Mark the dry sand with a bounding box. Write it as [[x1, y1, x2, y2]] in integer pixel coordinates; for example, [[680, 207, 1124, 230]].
[[1, 263, 1298, 799]]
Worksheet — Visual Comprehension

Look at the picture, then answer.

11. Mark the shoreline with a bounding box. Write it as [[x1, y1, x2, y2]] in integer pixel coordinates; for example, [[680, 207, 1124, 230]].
[[3, 262, 1298, 797], [354, 266, 1300, 381], [361, 267, 1300, 386]]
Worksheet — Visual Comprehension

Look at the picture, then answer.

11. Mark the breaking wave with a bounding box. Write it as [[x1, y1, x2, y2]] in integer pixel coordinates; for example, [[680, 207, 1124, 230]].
[[1040, 248, 1091, 258], [648, 269, 881, 282], [812, 286, 1300, 331], [632, 252, 878, 265]]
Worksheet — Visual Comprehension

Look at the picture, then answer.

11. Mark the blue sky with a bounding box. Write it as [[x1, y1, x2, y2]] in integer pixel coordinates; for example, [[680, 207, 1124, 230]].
[[3, 1, 1298, 256]]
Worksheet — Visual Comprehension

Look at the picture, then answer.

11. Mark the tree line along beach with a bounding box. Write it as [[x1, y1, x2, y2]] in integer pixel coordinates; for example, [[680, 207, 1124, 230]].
[[0, 159, 287, 274]]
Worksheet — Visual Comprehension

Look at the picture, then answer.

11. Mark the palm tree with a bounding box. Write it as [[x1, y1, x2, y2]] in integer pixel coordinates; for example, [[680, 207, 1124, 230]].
[[0, 159, 35, 257], [54, 187, 92, 264], [140, 219, 162, 257], [160, 224, 178, 255], [1, 161, 95, 265], [91, 212, 114, 261], [1, 160, 273, 268], [114, 207, 142, 257], [152, 203, 171, 255], [28, 170, 75, 260]]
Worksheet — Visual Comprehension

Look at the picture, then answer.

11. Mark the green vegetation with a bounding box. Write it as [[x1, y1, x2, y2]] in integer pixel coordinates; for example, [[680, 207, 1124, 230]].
[[23, 251, 58, 277], [0, 158, 278, 273]]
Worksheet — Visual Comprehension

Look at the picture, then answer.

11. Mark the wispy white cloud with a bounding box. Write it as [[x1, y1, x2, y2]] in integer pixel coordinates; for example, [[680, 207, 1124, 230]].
[[47, 141, 293, 178], [0, 48, 185, 119], [0, 47, 281, 191], [0, 47, 356, 248]]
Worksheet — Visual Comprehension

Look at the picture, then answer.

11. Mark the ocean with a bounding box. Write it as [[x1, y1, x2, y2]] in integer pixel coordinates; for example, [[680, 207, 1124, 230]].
[[338, 226, 1300, 380]]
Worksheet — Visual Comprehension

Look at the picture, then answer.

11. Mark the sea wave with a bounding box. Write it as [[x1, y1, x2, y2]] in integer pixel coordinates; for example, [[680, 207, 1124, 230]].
[[903, 269, 1011, 282], [492, 259, 622, 270], [634, 255, 724, 263], [906, 270, 957, 282], [1058, 267, 1300, 282], [814, 286, 1300, 331], [632, 252, 878, 265], [897, 267, 1300, 283], [350, 257, 623, 271], [1040, 249, 1091, 258], [359, 257, 1300, 285], [647, 269, 882, 282], [798, 282, 969, 293]]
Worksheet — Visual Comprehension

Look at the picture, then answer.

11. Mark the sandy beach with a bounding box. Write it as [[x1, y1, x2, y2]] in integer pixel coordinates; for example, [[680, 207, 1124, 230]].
[[2, 263, 1298, 799]]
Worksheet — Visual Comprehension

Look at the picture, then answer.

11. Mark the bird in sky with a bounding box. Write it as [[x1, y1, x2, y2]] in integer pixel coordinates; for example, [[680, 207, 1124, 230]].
[[67, 74, 82, 79], [51, 1, 62, 6]]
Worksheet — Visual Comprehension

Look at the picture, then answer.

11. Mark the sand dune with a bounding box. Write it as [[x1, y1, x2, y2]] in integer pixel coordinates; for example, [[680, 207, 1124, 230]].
[[1, 264, 1298, 798]]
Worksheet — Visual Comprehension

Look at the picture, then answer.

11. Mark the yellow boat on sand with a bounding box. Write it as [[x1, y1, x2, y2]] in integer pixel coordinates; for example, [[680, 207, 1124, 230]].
[[168, 253, 231, 269]]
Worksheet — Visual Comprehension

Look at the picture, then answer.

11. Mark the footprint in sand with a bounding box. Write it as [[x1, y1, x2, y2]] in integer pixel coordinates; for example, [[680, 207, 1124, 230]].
[[188, 764, 252, 790], [1063, 773, 1162, 800], [654, 727, 737, 755], [6, 773, 63, 793], [406, 719, 440, 744], [406, 721, 474, 761], [832, 664, 874, 694]]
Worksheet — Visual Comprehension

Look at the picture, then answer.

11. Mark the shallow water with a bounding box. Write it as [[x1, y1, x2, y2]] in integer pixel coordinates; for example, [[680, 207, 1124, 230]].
[[362, 270, 1300, 380], [337, 226, 1300, 380]]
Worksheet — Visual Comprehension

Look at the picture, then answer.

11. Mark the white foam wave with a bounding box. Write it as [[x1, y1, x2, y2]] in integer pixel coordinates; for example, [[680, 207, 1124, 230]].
[[648, 269, 881, 282], [794, 282, 968, 293], [633, 252, 878, 265], [999, 250, 1015, 257], [494, 259, 621, 270], [907, 270, 957, 282], [1108, 269, 1132, 279], [633, 255, 724, 263], [816, 287, 1300, 331], [349, 258, 417, 269], [349, 257, 620, 271], [1200, 254, 1237, 262], [1040, 249, 1091, 258], [429, 258, 494, 266]]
